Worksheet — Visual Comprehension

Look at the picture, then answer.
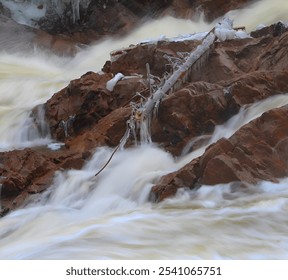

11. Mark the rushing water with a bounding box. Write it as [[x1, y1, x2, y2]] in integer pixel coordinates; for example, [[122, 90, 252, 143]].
[[0, 0, 288, 259]]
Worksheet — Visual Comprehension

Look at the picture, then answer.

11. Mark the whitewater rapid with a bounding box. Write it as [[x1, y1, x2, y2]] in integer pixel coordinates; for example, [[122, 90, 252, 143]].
[[0, 0, 288, 259]]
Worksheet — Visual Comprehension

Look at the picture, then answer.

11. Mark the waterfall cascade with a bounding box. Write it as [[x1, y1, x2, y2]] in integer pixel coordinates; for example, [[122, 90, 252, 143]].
[[0, 0, 288, 260]]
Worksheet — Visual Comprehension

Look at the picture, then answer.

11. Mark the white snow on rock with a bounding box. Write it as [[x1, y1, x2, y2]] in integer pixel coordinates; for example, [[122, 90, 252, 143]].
[[215, 17, 237, 41], [106, 73, 124, 91], [256, 24, 267, 30], [47, 143, 65, 151], [214, 17, 250, 41]]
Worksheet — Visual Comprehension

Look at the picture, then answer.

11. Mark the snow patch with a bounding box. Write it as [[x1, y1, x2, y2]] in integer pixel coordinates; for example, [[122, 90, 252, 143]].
[[169, 32, 208, 42], [106, 73, 124, 92], [215, 18, 236, 41], [47, 143, 65, 150], [256, 24, 267, 30], [235, 30, 251, 39]]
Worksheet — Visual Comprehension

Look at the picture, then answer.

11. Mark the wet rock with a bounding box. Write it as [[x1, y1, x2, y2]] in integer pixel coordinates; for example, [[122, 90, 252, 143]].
[[251, 22, 288, 38], [0, 3, 11, 18], [151, 105, 288, 201], [151, 81, 237, 155], [257, 32, 288, 72], [0, 146, 86, 214], [19, 0, 173, 43], [34, 30, 80, 56], [44, 72, 113, 140], [0, 148, 55, 211], [192, 0, 253, 22], [152, 70, 288, 155], [43, 71, 147, 141], [162, 0, 253, 21]]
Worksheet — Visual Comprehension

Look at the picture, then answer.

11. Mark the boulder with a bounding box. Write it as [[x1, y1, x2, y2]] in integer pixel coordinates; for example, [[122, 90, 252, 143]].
[[42, 71, 147, 141], [151, 71, 288, 155], [0, 147, 85, 215], [150, 105, 288, 202], [193, 28, 288, 83]]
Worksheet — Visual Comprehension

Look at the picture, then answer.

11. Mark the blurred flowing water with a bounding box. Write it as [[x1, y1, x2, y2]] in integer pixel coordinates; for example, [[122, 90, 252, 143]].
[[0, 0, 288, 259]]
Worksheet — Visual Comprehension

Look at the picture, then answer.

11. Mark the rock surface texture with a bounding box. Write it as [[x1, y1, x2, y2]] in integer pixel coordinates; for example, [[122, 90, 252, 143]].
[[150, 105, 288, 202], [1, 12, 288, 215]]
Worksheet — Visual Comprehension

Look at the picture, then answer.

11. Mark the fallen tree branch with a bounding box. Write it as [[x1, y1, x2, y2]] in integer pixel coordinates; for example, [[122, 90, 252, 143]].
[[94, 18, 245, 176]]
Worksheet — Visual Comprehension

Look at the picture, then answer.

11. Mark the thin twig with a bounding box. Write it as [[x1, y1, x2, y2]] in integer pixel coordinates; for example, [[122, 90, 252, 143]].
[[94, 145, 120, 177], [123, 88, 149, 107], [94, 127, 131, 177]]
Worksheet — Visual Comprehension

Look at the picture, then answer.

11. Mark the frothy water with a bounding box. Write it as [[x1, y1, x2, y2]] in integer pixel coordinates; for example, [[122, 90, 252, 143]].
[[227, 0, 288, 30], [0, 0, 288, 259], [1, 168, 288, 259], [180, 94, 288, 166], [1, 94, 288, 259]]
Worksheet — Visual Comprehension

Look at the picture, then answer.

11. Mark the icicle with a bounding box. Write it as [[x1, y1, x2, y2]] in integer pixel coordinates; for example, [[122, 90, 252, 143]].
[[60, 115, 75, 138], [146, 63, 153, 95], [140, 117, 152, 144], [127, 116, 138, 146], [34, 104, 50, 138], [51, 0, 65, 17], [119, 125, 131, 150], [71, 0, 80, 23]]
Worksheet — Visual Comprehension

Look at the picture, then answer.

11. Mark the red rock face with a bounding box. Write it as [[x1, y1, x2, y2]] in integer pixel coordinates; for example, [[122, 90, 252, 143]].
[[1, 23, 288, 215], [150, 105, 288, 202], [162, 0, 253, 21]]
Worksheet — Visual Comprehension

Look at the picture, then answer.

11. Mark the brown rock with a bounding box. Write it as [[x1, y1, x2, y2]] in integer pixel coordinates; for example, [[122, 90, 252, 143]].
[[151, 71, 288, 155], [161, 0, 253, 21], [251, 22, 288, 38], [151, 105, 288, 201], [66, 106, 131, 154], [34, 30, 79, 56], [43, 72, 113, 140], [194, 29, 288, 83], [43, 71, 148, 142], [109, 39, 200, 77], [0, 145, 88, 215]]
